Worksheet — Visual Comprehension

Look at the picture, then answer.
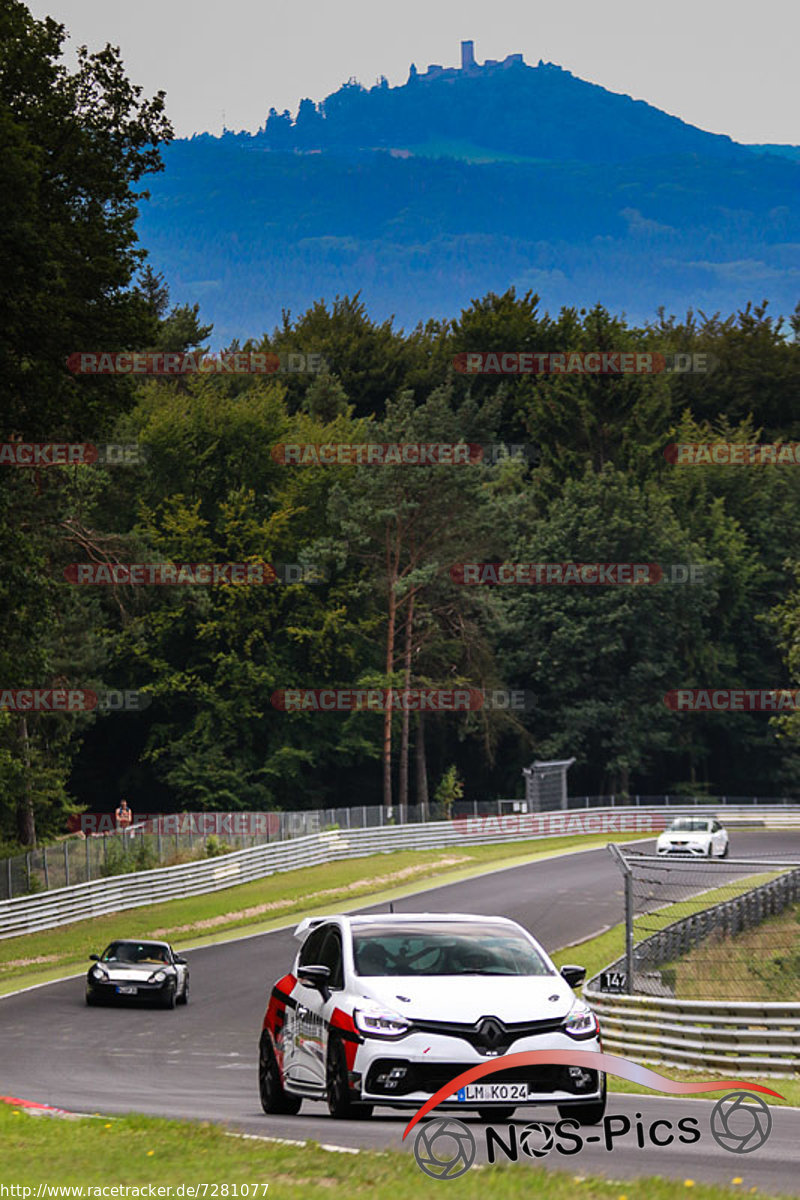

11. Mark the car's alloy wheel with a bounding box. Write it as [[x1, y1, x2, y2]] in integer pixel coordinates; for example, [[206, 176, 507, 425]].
[[259, 1032, 302, 1115], [558, 1072, 607, 1124], [326, 1036, 373, 1120], [478, 1107, 515, 1122]]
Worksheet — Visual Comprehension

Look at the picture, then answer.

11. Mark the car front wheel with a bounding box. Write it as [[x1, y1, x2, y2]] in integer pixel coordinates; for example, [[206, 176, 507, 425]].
[[161, 984, 177, 1009], [326, 1036, 373, 1120], [259, 1032, 302, 1115]]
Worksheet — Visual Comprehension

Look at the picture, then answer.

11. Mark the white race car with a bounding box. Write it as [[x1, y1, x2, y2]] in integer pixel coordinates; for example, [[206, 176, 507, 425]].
[[260, 913, 605, 1123], [656, 816, 729, 858]]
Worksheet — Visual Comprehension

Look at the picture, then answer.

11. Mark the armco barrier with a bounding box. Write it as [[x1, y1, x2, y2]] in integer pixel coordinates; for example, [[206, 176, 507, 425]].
[[1, 805, 799, 940], [585, 990, 800, 1077]]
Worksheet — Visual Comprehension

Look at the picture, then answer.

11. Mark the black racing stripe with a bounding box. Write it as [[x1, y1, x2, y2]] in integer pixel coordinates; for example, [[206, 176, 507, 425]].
[[272, 985, 297, 1009], [329, 1024, 363, 1044]]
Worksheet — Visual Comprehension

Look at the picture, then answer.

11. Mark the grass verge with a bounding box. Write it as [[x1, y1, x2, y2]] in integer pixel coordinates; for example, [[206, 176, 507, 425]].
[[664, 903, 800, 1002], [0, 1104, 789, 1198], [0, 832, 647, 995]]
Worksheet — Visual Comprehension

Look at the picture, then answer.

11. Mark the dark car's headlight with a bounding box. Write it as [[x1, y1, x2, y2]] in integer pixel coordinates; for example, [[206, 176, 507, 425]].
[[353, 1009, 410, 1038], [564, 1005, 599, 1040], [148, 969, 169, 984], [90, 966, 108, 982]]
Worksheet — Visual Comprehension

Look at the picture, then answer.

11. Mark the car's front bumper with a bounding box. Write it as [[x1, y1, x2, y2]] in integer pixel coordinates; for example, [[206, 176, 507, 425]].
[[351, 1032, 604, 1108], [86, 979, 175, 1002], [657, 842, 710, 856]]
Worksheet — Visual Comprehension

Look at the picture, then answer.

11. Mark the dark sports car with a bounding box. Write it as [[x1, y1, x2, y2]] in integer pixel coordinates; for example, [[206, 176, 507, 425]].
[[86, 939, 189, 1008]]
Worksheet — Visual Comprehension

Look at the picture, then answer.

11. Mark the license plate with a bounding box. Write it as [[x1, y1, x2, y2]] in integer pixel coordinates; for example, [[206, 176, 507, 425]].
[[116, 985, 138, 995], [457, 1083, 532, 1102]]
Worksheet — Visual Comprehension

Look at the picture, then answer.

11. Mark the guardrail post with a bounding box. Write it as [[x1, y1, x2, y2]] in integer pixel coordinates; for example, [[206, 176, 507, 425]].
[[64, 841, 69, 887], [85, 836, 90, 881], [26, 851, 31, 892], [42, 844, 49, 890], [608, 843, 634, 992], [6, 856, 11, 900]]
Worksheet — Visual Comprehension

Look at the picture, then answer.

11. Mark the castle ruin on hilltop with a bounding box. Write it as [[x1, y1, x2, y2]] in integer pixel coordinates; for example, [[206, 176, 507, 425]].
[[410, 40, 525, 83]]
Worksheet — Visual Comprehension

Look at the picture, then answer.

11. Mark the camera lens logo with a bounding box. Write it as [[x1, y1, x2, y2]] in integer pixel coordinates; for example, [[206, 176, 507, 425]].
[[413, 1117, 476, 1179], [519, 1121, 555, 1158], [710, 1092, 772, 1153]]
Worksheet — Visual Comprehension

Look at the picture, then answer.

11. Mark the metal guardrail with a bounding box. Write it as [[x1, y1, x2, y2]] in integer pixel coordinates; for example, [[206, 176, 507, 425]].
[[2, 804, 800, 940], [585, 865, 800, 1076], [586, 991, 800, 1077], [3, 794, 798, 900]]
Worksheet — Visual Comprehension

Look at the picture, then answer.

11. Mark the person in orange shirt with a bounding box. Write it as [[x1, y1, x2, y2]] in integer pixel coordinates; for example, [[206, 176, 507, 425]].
[[115, 798, 133, 833]]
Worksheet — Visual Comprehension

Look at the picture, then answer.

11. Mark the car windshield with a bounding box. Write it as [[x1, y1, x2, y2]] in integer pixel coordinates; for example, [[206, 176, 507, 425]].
[[669, 819, 712, 832], [352, 922, 555, 977], [101, 941, 171, 965]]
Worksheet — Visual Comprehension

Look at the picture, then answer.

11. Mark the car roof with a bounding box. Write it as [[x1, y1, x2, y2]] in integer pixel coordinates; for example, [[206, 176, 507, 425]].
[[106, 937, 171, 947], [293, 913, 524, 940]]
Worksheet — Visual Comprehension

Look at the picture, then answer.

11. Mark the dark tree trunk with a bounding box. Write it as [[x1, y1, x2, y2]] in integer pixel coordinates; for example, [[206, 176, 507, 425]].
[[398, 594, 415, 819], [16, 717, 36, 847], [416, 709, 429, 820]]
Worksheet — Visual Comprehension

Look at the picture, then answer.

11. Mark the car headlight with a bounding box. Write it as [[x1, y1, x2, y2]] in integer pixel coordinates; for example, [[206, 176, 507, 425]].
[[90, 966, 108, 981], [148, 969, 168, 983], [353, 1009, 410, 1038], [564, 1004, 599, 1040]]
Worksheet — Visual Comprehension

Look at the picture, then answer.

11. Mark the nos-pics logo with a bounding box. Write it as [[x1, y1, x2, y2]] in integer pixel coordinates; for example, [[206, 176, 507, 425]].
[[413, 1092, 773, 1180]]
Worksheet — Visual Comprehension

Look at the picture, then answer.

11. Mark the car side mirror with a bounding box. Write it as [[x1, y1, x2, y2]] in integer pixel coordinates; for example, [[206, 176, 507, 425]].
[[298, 964, 331, 999], [560, 964, 586, 988], [174, 956, 187, 965], [89, 953, 100, 961]]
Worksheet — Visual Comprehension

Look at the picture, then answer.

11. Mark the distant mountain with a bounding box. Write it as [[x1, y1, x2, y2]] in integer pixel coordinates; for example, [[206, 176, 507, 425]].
[[136, 46, 800, 343], [257, 51, 749, 166]]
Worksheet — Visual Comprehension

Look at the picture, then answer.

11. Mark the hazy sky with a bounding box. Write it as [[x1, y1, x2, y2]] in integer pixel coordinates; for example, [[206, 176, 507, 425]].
[[27, 0, 799, 145]]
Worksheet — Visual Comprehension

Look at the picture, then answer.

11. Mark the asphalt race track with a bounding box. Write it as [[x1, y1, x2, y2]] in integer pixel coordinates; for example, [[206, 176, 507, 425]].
[[2, 833, 799, 1192]]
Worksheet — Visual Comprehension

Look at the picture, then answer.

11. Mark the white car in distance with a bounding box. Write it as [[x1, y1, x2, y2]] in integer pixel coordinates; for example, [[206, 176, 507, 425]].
[[656, 817, 729, 858]]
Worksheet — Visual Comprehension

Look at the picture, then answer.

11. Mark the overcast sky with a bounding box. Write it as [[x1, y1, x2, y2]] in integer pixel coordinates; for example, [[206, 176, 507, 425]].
[[27, 0, 799, 145]]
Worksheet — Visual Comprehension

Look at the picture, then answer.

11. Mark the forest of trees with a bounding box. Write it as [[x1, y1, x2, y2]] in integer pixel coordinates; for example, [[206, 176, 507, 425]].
[[2, 1, 800, 852]]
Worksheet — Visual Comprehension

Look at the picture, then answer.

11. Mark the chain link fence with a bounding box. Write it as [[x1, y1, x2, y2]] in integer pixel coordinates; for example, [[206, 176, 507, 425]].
[[2, 793, 798, 901], [604, 844, 800, 999]]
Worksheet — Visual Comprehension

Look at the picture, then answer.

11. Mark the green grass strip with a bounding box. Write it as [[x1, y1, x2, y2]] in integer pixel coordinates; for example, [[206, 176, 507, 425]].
[[0, 1104, 790, 1198]]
